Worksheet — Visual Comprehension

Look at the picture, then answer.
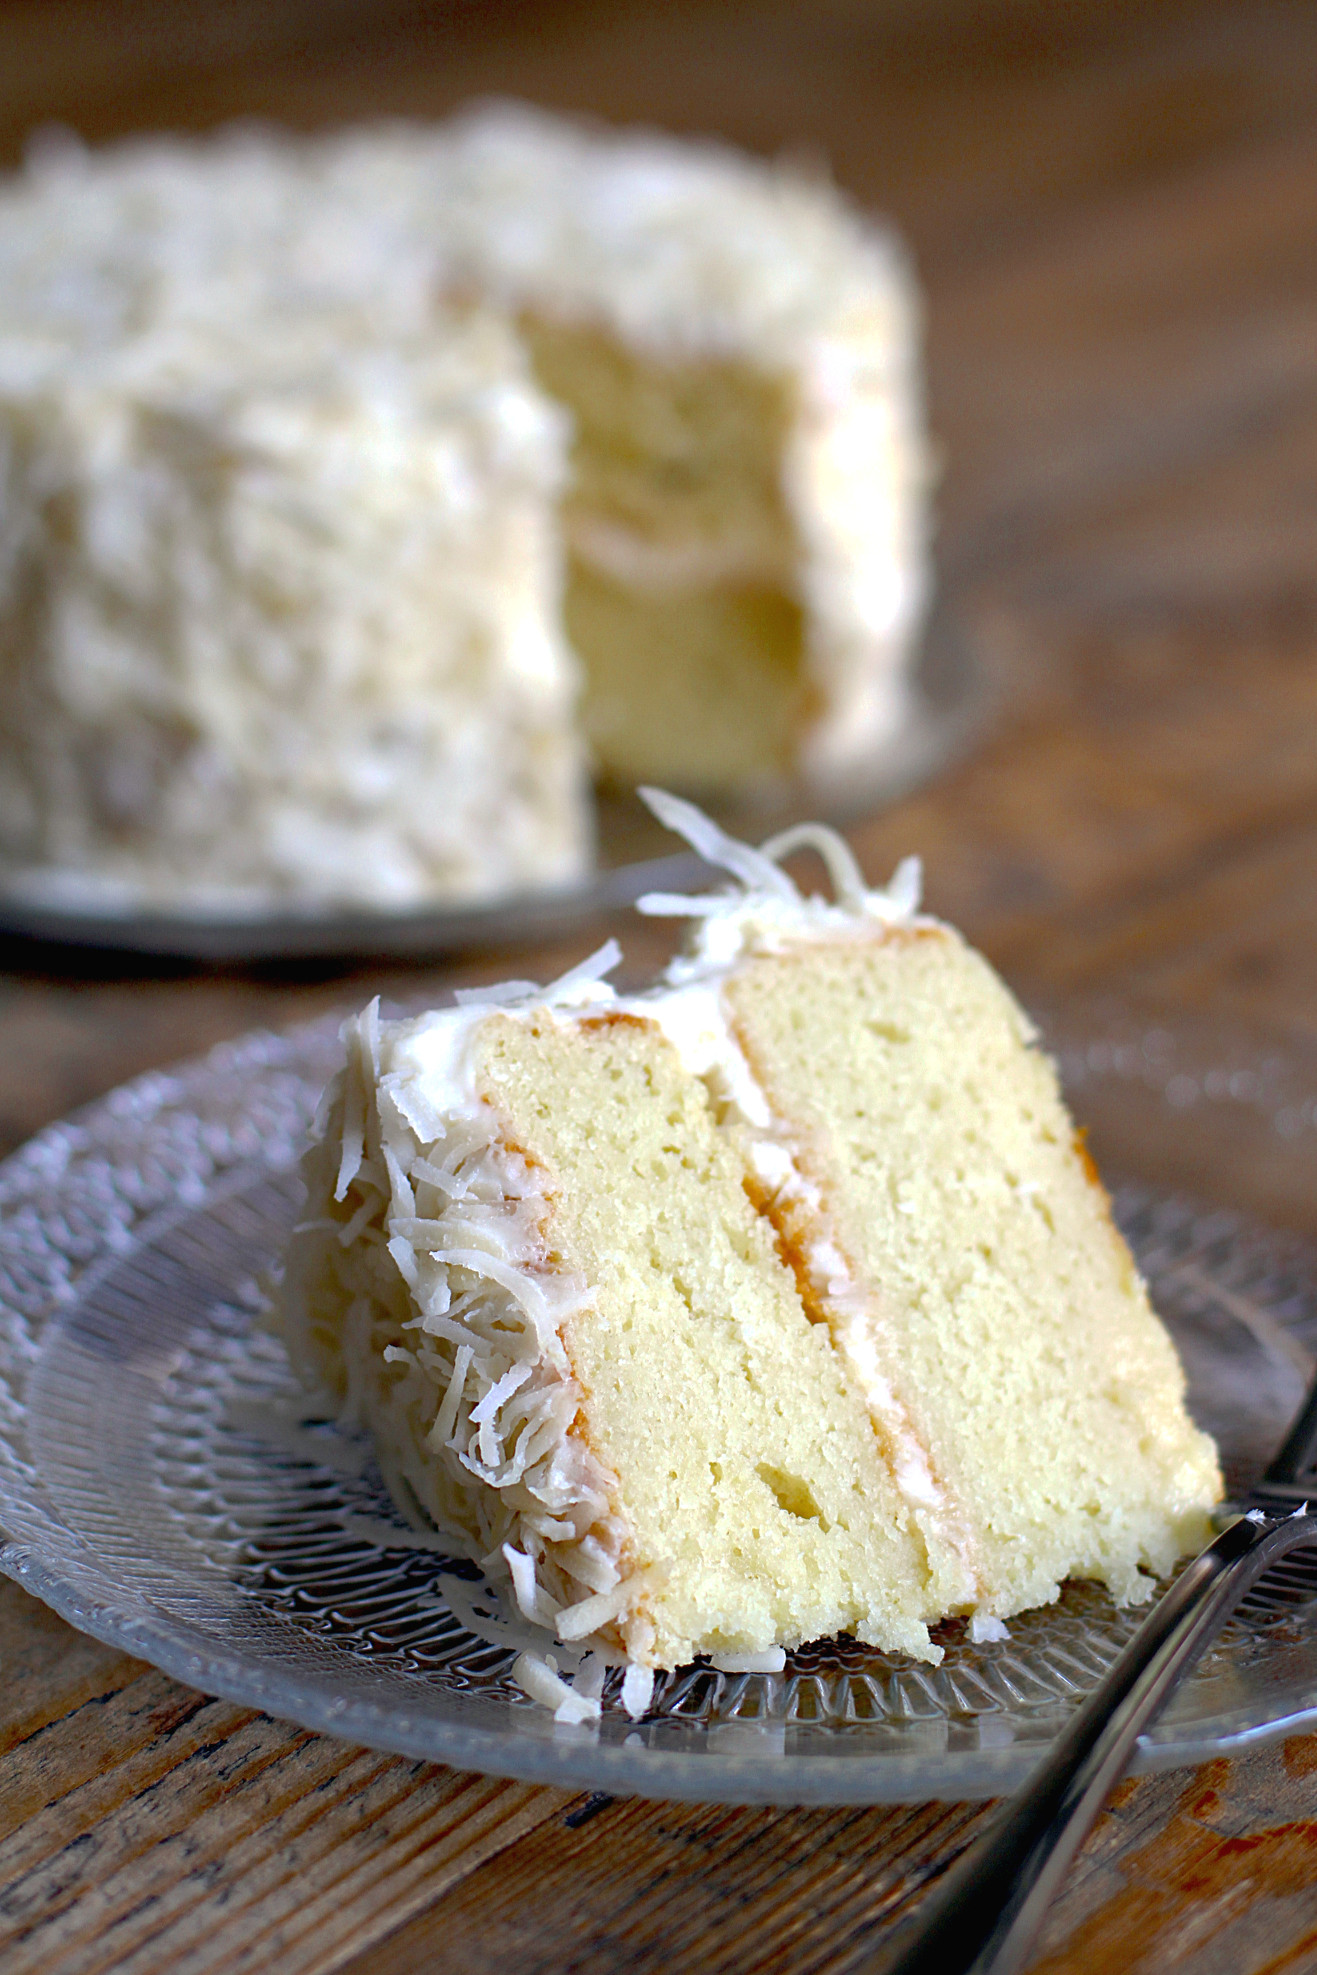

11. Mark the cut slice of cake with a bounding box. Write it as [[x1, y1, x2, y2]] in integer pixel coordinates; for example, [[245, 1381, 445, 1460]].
[[641, 795, 1222, 1624], [281, 795, 1220, 1677]]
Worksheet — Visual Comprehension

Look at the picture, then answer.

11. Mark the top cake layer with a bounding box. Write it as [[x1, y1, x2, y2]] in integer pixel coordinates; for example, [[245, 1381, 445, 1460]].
[[0, 109, 915, 367], [323, 104, 917, 362]]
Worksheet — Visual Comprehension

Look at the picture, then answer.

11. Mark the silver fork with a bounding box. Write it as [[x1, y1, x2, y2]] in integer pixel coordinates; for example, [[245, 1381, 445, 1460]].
[[864, 1368, 1317, 1975]]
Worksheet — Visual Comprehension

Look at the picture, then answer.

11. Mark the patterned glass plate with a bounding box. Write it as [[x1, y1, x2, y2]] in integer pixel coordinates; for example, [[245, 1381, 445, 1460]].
[[0, 605, 982, 964], [0, 1002, 1314, 1805]]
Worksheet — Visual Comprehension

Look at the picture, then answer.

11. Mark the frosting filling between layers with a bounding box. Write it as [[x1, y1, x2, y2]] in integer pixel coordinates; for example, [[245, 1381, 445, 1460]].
[[629, 974, 981, 1613]]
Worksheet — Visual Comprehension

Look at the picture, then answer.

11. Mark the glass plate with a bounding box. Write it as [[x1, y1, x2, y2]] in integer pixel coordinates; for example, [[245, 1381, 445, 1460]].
[[0, 605, 983, 963], [0, 1002, 1314, 1806]]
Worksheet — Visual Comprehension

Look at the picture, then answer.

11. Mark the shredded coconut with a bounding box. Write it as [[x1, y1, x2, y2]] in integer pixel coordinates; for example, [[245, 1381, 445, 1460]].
[[620, 1664, 656, 1719], [711, 1648, 787, 1674], [513, 1651, 602, 1724], [281, 948, 661, 1669], [636, 787, 926, 975], [968, 1614, 1011, 1645], [436, 1572, 649, 1719]]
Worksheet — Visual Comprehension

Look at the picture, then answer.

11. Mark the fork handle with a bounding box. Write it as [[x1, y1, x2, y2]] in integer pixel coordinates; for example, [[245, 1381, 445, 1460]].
[[864, 1508, 1317, 1975]]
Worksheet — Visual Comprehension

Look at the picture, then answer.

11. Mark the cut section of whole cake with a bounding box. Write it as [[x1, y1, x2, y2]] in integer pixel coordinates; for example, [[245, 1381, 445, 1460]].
[[408, 103, 930, 793], [281, 795, 1220, 1677]]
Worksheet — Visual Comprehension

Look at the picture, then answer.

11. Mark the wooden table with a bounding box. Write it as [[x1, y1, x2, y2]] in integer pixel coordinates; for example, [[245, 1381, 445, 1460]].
[[1, 1, 1316, 1967]]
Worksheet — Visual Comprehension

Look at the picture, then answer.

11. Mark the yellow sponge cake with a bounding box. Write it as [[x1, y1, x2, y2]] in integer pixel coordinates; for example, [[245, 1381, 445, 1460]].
[[281, 795, 1220, 1684]]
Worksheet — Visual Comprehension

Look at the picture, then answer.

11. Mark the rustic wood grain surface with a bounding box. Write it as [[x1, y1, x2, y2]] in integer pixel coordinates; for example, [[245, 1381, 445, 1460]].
[[0, 1, 1315, 1969]]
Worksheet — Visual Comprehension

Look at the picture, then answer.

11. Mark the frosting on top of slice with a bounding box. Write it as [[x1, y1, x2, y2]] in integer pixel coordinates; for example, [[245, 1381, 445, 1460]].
[[634, 785, 928, 978]]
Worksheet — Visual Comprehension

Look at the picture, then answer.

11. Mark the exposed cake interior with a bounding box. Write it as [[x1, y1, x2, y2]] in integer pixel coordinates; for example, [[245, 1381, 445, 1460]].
[[718, 930, 1222, 1617], [282, 791, 1221, 1694], [520, 317, 803, 784], [407, 99, 930, 794], [518, 306, 917, 791]]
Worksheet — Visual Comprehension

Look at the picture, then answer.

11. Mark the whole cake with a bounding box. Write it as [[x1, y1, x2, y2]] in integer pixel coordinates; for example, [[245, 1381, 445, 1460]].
[[281, 796, 1222, 1692], [0, 107, 928, 911]]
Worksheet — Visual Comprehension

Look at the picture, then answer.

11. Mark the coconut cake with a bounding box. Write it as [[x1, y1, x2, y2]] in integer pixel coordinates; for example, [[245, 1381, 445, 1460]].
[[280, 795, 1221, 1687], [0, 107, 928, 912]]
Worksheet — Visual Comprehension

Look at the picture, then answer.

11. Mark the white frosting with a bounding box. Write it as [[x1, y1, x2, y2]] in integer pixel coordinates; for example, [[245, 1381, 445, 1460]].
[[0, 299, 586, 912], [317, 104, 916, 364], [628, 983, 773, 1130], [735, 1068, 971, 1556]]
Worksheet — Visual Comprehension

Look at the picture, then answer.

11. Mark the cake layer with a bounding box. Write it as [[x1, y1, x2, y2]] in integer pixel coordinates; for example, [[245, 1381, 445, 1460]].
[[720, 929, 1222, 1618]]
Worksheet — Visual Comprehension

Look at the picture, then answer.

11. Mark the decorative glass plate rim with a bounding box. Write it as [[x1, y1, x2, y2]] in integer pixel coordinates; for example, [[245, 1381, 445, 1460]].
[[0, 604, 984, 964], [0, 1005, 1313, 1806], [6, 1539, 1314, 1809]]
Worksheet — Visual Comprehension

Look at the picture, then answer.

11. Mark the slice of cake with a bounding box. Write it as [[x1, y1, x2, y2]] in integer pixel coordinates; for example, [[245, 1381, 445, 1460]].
[[0, 300, 586, 912], [646, 796, 1222, 1622], [281, 794, 1221, 1677], [408, 103, 931, 794]]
